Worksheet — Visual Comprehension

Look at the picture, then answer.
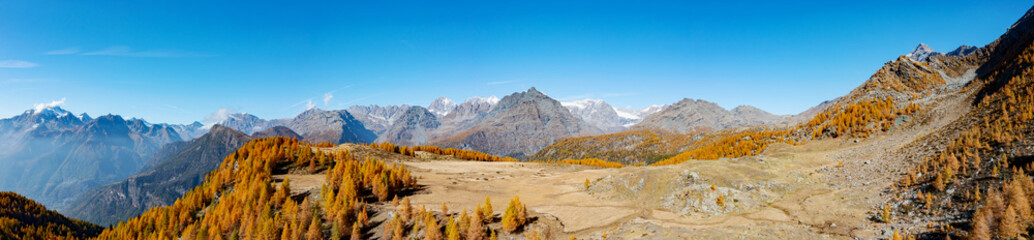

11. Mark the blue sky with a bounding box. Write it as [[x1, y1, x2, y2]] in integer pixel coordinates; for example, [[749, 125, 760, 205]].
[[0, 1, 1029, 124]]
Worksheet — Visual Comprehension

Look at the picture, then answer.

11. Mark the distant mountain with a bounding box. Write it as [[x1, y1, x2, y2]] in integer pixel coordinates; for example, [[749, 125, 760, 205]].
[[252, 125, 302, 140], [562, 99, 666, 133], [288, 108, 377, 144], [429, 88, 603, 158], [0, 107, 181, 209], [213, 113, 286, 135], [614, 105, 667, 125], [346, 104, 411, 136], [63, 125, 257, 226], [907, 43, 980, 62], [377, 106, 441, 146], [630, 99, 788, 133], [436, 96, 498, 134], [169, 121, 206, 140], [946, 45, 978, 57], [428, 97, 457, 116], [562, 99, 626, 133]]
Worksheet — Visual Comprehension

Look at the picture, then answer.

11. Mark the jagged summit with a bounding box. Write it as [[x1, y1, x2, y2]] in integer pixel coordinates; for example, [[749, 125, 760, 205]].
[[906, 43, 979, 61], [906, 43, 943, 61]]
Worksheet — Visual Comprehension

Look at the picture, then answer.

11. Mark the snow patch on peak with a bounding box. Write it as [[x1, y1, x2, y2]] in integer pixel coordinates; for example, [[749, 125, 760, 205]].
[[613, 107, 640, 120], [31, 98, 68, 114], [428, 97, 457, 116], [561, 99, 604, 111]]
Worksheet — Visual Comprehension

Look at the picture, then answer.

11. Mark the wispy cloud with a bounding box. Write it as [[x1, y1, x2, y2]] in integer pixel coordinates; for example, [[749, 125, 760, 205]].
[[4, 78, 58, 84], [0, 60, 39, 68], [81, 46, 213, 58], [44, 47, 81, 55], [323, 92, 334, 106], [282, 85, 353, 112], [32, 98, 66, 112], [203, 108, 237, 123], [162, 104, 194, 115], [305, 99, 316, 110], [486, 80, 516, 85], [341, 94, 379, 106]]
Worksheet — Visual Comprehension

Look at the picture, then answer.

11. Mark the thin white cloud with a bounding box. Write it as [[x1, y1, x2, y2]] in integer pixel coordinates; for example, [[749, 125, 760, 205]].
[[161, 104, 193, 115], [32, 98, 66, 112], [203, 108, 236, 123], [306, 99, 316, 110], [44, 47, 81, 55], [0, 60, 39, 68], [81, 46, 212, 58], [486, 80, 516, 85], [4, 78, 58, 84], [323, 92, 334, 106]]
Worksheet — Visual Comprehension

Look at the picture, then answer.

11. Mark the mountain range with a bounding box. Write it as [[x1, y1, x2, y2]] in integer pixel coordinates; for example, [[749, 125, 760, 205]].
[[63, 125, 299, 226]]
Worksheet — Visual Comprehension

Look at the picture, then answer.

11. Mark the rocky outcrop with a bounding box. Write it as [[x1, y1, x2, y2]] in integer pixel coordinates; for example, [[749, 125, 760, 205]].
[[288, 108, 377, 144], [377, 106, 441, 146]]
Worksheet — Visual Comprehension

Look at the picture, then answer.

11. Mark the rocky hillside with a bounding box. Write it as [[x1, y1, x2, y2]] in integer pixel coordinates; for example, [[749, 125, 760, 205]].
[[429, 88, 603, 158], [376, 106, 441, 146], [427, 97, 456, 116], [346, 104, 410, 136], [874, 6, 1034, 239], [288, 108, 377, 144], [630, 98, 788, 133], [529, 129, 700, 165], [63, 125, 257, 226]]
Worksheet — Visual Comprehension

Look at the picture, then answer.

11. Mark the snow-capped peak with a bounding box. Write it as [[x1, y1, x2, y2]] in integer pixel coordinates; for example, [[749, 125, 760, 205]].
[[31, 98, 68, 114], [561, 99, 605, 111], [428, 97, 457, 116], [613, 107, 640, 120]]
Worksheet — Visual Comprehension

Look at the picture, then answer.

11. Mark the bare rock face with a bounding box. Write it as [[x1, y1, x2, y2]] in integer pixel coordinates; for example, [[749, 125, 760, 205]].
[[429, 88, 603, 158], [631, 99, 788, 133], [288, 108, 377, 144], [377, 106, 441, 146], [346, 105, 411, 136], [438, 96, 497, 133], [251, 126, 303, 140], [0, 107, 182, 210], [906, 43, 944, 62], [214, 113, 283, 135]]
